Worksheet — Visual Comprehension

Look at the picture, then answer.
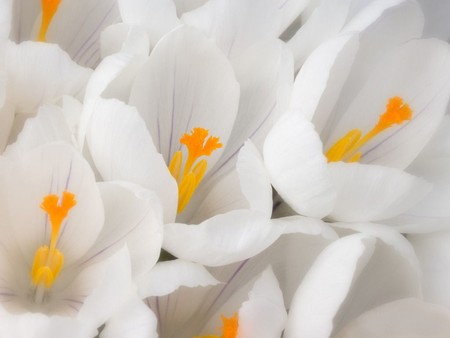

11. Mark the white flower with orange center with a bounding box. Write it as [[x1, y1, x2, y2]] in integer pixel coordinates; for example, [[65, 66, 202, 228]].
[[0, 142, 161, 335], [262, 3, 450, 227]]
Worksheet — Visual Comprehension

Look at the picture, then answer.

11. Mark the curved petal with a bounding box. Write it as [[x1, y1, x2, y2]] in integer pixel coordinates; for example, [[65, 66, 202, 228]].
[[285, 233, 421, 338], [138, 259, 220, 298], [129, 26, 240, 167], [288, 0, 353, 69], [290, 33, 358, 129], [163, 210, 284, 266], [0, 143, 104, 265], [335, 298, 450, 338], [211, 39, 293, 178], [328, 162, 432, 222], [263, 112, 336, 218], [117, 0, 181, 48], [101, 296, 158, 338], [5, 104, 73, 159], [5, 41, 91, 114], [77, 182, 163, 281], [86, 98, 178, 222], [237, 141, 272, 217]]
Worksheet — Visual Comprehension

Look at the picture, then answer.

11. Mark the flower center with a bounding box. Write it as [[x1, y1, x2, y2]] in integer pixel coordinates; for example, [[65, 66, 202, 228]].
[[37, 0, 62, 42], [326, 96, 412, 163], [168, 127, 222, 213], [31, 191, 76, 290], [193, 313, 239, 338]]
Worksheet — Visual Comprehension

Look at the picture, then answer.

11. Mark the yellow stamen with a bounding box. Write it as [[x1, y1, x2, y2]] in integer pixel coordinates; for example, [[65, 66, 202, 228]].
[[31, 191, 76, 289], [169, 128, 222, 213], [38, 0, 62, 42], [326, 96, 412, 162], [193, 313, 239, 338]]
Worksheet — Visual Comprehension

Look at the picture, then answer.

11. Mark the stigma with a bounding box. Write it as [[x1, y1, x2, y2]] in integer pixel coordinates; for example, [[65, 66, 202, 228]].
[[326, 96, 412, 163], [38, 0, 62, 42], [194, 313, 239, 338], [31, 191, 76, 289], [168, 127, 222, 213]]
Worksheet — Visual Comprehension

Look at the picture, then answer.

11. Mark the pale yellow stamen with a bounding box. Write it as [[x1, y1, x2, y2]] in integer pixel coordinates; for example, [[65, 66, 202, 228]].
[[193, 313, 239, 338], [168, 128, 222, 213], [38, 0, 62, 42], [31, 191, 76, 289], [326, 96, 412, 163]]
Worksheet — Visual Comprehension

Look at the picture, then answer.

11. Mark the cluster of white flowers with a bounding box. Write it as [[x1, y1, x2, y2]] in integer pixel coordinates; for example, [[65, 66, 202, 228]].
[[1, 0, 450, 337]]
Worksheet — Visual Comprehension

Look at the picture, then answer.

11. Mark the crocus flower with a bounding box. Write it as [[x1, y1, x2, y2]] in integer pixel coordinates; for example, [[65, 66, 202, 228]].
[[0, 142, 161, 335]]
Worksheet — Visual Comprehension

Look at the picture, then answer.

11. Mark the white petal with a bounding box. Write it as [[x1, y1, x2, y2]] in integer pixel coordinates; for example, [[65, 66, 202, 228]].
[[418, 0, 450, 40], [409, 231, 450, 310], [288, 0, 353, 69], [0, 311, 97, 338], [211, 39, 293, 177], [77, 247, 134, 328], [138, 259, 220, 298], [285, 234, 421, 338], [5, 41, 91, 114], [335, 298, 450, 338], [78, 182, 163, 281], [163, 210, 284, 266], [236, 141, 272, 217], [208, 216, 337, 310], [181, 0, 308, 59], [328, 162, 432, 222], [238, 267, 286, 338], [43, 0, 121, 68], [101, 296, 158, 338], [172, 0, 207, 16], [86, 98, 178, 222], [263, 112, 336, 218], [5, 104, 73, 159], [129, 26, 240, 168], [290, 33, 358, 129], [117, 0, 181, 47], [0, 143, 104, 265]]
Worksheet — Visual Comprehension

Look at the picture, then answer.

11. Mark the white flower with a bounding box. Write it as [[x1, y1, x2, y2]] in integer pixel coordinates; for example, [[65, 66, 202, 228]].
[[263, 0, 450, 227], [0, 142, 162, 334]]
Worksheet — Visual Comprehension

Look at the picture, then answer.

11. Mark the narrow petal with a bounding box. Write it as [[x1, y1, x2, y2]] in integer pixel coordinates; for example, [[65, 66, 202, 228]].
[[263, 112, 336, 218], [285, 233, 421, 338], [328, 162, 432, 222], [129, 26, 240, 167], [138, 259, 220, 298], [86, 98, 178, 222], [163, 210, 284, 266], [238, 267, 287, 338]]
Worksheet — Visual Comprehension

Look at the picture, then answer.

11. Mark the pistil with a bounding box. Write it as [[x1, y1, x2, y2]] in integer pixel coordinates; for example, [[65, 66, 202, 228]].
[[38, 0, 62, 42]]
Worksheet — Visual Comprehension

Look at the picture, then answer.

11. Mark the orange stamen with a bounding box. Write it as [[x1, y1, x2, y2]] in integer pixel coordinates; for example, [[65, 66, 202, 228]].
[[169, 128, 222, 213], [326, 96, 412, 162], [38, 0, 62, 42], [193, 313, 239, 338], [31, 191, 76, 289]]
